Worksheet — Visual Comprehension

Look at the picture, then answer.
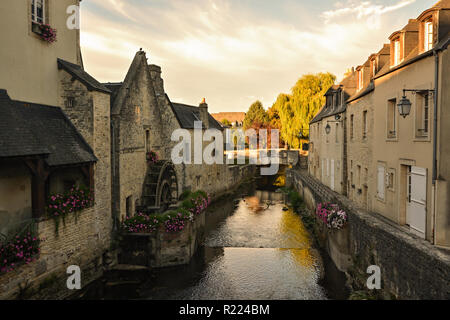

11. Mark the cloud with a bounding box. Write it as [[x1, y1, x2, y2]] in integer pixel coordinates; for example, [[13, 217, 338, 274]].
[[80, 0, 430, 112], [322, 0, 416, 23]]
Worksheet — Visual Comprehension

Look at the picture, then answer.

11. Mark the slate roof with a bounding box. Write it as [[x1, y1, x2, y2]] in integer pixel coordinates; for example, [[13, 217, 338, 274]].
[[0, 90, 97, 166], [103, 82, 123, 106], [170, 101, 224, 131], [57, 59, 111, 94]]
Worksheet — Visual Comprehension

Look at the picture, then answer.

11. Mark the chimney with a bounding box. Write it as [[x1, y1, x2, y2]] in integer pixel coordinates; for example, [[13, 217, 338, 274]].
[[149, 64, 164, 97], [199, 98, 209, 129]]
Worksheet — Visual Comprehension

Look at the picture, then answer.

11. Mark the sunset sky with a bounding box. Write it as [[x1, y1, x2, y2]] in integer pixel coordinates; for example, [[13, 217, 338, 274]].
[[80, 0, 437, 113]]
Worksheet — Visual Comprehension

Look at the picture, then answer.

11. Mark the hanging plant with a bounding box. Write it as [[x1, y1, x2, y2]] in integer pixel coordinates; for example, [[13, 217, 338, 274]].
[[46, 185, 94, 234], [38, 24, 57, 43], [0, 224, 40, 274], [146, 151, 159, 165], [315, 203, 348, 230]]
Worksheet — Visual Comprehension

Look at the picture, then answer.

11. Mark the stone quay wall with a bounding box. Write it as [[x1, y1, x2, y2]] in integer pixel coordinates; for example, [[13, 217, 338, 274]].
[[0, 207, 113, 300], [287, 168, 450, 300]]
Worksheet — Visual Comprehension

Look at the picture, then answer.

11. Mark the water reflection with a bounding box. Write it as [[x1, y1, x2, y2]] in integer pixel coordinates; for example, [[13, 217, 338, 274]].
[[143, 189, 327, 300]]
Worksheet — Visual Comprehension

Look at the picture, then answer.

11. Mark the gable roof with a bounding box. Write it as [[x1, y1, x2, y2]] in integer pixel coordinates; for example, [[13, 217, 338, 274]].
[[57, 59, 111, 94], [0, 90, 97, 166], [170, 102, 223, 131]]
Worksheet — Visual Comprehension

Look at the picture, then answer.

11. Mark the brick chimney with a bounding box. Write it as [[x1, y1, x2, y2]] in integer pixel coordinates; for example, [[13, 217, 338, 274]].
[[199, 98, 209, 129]]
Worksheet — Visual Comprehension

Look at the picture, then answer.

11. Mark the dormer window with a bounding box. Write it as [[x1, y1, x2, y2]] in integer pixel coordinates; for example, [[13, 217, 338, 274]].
[[393, 39, 401, 66], [358, 69, 364, 91], [31, 0, 45, 24], [371, 59, 377, 78], [424, 20, 433, 51]]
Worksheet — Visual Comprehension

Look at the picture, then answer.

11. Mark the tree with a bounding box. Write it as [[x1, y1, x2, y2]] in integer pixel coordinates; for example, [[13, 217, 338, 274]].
[[268, 73, 336, 149], [243, 101, 268, 130], [221, 119, 231, 126]]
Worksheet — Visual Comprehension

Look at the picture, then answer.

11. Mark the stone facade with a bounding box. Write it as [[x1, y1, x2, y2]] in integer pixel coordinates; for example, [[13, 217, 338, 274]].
[[287, 169, 450, 300], [107, 50, 256, 222], [309, 1, 450, 247]]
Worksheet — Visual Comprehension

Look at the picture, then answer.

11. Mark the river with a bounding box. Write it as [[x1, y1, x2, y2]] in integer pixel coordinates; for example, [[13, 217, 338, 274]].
[[79, 175, 348, 300]]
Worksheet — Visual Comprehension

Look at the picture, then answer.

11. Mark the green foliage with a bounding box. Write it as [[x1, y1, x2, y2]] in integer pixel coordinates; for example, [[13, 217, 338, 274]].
[[221, 119, 232, 126], [269, 72, 336, 149], [243, 101, 269, 130], [288, 190, 303, 212]]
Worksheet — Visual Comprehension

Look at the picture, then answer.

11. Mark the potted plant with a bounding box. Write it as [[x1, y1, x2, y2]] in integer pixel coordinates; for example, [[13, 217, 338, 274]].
[[32, 23, 57, 43]]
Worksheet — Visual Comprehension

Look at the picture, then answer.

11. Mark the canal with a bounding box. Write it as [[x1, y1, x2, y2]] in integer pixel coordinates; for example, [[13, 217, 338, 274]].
[[79, 174, 348, 300]]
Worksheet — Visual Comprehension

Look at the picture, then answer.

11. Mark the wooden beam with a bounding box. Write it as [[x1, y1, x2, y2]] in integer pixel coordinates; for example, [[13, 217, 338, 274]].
[[30, 158, 49, 219]]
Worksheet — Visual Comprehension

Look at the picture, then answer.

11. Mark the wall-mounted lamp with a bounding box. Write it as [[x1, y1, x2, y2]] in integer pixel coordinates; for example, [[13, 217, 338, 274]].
[[325, 124, 331, 135], [397, 89, 435, 118]]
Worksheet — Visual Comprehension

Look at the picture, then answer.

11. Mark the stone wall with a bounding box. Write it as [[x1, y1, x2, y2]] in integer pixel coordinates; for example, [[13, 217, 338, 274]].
[[287, 168, 450, 300], [119, 210, 206, 268], [0, 208, 111, 300]]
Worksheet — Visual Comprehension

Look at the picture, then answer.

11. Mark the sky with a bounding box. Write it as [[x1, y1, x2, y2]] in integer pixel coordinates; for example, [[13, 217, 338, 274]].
[[80, 0, 438, 113]]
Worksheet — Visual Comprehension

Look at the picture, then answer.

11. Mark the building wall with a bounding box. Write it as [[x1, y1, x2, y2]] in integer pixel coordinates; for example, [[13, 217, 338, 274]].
[[0, 163, 32, 237], [309, 115, 345, 195], [436, 46, 450, 247], [0, 0, 80, 106], [347, 93, 374, 211], [372, 56, 434, 240]]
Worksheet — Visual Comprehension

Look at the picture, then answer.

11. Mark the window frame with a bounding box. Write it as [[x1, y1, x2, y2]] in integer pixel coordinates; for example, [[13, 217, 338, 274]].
[[31, 0, 46, 24], [424, 20, 433, 52], [387, 98, 397, 140], [393, 39, 401, 66]]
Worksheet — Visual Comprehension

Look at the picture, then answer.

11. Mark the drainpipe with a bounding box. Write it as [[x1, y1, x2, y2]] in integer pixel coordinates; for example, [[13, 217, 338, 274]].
[[431, 50, 439, 245]]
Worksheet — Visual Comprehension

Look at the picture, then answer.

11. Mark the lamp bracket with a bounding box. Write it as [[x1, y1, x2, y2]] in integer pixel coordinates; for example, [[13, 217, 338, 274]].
[[402, 89, 435, 96]]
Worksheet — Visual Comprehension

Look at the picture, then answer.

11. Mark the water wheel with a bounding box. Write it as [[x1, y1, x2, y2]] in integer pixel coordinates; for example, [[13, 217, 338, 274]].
[[142, 160, 178, 213]]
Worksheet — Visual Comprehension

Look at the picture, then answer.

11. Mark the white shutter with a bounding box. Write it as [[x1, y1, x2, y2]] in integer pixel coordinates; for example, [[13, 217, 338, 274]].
[[377, 165, 385, 200]]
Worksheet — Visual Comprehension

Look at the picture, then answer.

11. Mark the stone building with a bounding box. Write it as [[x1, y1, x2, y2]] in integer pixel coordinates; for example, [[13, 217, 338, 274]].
[[346, 44, 390, 211], [309, 0, 450, 247], [0, 0, 112, 298], [104, 50, 252, 223], [309, 72, 356, 195]]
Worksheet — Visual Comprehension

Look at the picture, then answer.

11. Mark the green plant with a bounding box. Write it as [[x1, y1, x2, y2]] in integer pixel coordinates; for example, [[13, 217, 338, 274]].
[[46, 184, 94, 234]]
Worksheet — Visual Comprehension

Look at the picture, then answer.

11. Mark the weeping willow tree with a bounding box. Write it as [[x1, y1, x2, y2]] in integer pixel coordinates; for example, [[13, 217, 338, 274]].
[[268, 72, 336, 149]]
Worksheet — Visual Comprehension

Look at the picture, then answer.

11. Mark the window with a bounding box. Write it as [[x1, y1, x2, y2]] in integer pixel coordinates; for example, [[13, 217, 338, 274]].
[[393, 39, 401, 66], [358, 69, 364, 91], [145, 130, 150, 152], [363, 111, 368, 139], [371, 59, 377, 77], [416, 93, 430, 138], [387, 99, 397, 139], [387, 169, 395, 191], [65, 97, 75, 108], [357, 165, 361, 187], [350, 114, 354, 140], [424, 20, 433, 51], [377, 165, 386, 200], [31, 0, 45, 24]]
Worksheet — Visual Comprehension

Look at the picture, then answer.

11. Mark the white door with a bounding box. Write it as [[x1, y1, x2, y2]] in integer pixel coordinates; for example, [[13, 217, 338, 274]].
[[330, 160, 335, 191], [406, 166, 427, 238]]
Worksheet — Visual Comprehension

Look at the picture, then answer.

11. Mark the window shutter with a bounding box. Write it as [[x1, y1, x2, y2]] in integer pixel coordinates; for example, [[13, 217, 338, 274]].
[[377, 166, 385, 200]]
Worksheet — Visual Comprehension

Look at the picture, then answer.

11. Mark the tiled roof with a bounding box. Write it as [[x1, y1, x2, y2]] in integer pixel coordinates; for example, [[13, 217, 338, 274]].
[[169, 100, 224, 131], [0, 90, 97, 166], [211, 112, 246, 123], [57, 59, 111, 94], [347, 81, 375, 103]]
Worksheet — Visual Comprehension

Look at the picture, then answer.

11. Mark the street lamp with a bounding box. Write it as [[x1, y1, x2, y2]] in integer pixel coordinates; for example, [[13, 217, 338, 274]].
[[325, 124, 331, 135], [397, 89, 435, 118], [397, 95, 412, 118]]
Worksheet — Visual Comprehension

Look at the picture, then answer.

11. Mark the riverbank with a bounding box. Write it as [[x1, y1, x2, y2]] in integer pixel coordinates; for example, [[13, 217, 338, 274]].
[[286, 168, 450, 300]]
